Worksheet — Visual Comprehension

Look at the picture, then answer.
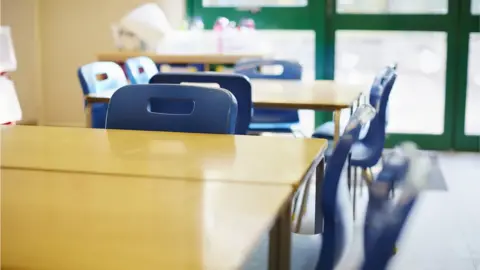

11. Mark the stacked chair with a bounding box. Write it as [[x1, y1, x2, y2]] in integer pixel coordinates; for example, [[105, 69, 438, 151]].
[[124, 56, 159, 84], [78, 61, 128, 128], [318, 66, 398, 219], [360, 142, 431, 270], [234, 59, 303, 135], [243, 104, 376, 270]]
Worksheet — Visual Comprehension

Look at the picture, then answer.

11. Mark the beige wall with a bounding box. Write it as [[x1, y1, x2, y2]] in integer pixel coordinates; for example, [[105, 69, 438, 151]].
[[1, 0, 185, 126], [1, 0, 42, 124], [41, 0, 185, 126]]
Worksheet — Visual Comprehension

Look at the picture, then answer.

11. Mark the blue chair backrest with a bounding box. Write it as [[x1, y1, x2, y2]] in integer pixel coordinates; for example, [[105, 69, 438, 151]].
[[106, 84, 238, 134], [234, 59, 302, 80], [124, 56, 159, 84], [78, 61, 127, 95], [361, 145, 425, 270], [316, 104, 377, 270], [369, 66, 395, 107], [78, 62, 128, 128], [234, 59, 302, 123], [360, 71, 397, 162], [149, 73, 252, 135]]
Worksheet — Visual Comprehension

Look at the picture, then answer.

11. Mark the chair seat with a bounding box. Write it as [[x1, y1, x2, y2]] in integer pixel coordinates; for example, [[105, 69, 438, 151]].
[[248, 122, 298, 133], [242, 233, 322, 270], [325, 140, 376, 168], [313, 122, 369, 140], [312, 121, 336, 139], [251, 112, 299, 124]]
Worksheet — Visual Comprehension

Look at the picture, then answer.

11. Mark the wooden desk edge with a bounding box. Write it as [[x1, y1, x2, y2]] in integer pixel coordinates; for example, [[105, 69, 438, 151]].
[[85, 95, 110, 104], [253, 101, 355, 111], [292, 140, 328, 190], [97, 52, 265, 64], [86, 97, 361, 110]]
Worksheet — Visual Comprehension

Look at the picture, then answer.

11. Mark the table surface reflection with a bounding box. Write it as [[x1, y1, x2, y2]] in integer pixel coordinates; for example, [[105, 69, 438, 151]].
[[85, 79, 366, 110], [1, 169, 292, 270], [1, 126, 327, 187]]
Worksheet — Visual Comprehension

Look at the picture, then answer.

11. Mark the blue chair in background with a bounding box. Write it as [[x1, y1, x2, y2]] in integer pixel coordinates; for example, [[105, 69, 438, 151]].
[[78, 61, 127, 128], [325, 71, 397, 219], [234, 59, 303, 134], [312, 65, 396, 140], [361, 143, 430, 270], [242, 104, 376, 270], [106, 84, 238, 134], [124, 56, 159, 84], [349, 71, 397, 182], [149, 72, 252, 135]]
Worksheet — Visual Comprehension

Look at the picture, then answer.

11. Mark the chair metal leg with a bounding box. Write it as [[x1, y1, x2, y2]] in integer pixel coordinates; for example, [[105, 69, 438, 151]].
[[347, 159, 352, 191], [353, 167, 358, 221], [359, 168, 364, 197]]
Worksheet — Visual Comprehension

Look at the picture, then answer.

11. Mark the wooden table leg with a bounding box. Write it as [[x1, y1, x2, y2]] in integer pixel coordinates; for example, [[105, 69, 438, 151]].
[[85, 103, 93, 128], [269, 195, 292, 270], [314, 157, 325, 234], [333, 109, 342, 144]]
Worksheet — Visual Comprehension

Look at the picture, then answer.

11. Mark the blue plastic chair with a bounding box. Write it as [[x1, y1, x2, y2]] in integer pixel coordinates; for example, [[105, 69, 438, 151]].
[[234, 59, 303, 134], [242, 104, 376, 270], [149, 72, 252, 135], [312, 65, 395, 140], [78, 61, 128, 128], [361, 143, 428, 270], [106, 84, 238, 134], [323, 71, 397, 220], [349, 71, 397, 170], [124, 56, 159, 84]]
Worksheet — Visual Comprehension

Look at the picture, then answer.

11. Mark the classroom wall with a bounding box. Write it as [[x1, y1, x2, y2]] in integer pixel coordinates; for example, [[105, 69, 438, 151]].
[[40, 0, 185, 126], [1, 0, 42, 124], [1, 0, 185, 126]]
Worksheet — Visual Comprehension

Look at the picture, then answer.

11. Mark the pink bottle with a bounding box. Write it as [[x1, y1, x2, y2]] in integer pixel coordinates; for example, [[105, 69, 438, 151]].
[[214, 17, 230, 53]]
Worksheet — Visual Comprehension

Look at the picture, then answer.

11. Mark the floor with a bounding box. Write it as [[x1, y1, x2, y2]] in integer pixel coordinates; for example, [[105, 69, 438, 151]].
[[297, 151, 480, 270]]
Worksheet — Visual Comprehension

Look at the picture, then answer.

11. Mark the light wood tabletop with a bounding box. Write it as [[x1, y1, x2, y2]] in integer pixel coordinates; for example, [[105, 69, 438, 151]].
[[251, 79, 366, 110], [83, 79, 365, 142], [85, 79, 366, 111], [1, 125, 326, 188], [1, 169, 293, 270], [97, 52, 264, 65]]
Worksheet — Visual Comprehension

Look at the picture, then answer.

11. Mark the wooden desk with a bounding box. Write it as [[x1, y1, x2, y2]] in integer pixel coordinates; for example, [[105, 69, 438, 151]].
[[2, 125, 327, 234], [1, 125, 325, 188], [97, 52, 264, 71], [251, 79, 366, 143], [84, 79, 365, 142], [1, 169, 293, 270]]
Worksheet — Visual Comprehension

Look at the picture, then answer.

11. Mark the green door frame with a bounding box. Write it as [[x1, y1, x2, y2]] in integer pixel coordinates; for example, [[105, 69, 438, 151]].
[[454, 0, 480, 151], [325, 0, 460, 151], [187, 0, 479, 151]]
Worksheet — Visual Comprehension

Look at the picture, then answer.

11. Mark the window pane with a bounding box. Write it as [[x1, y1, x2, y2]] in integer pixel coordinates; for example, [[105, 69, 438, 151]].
[[465, 34, 480, 136], [337, 0, 447, 14], [335, 31, 447, 135], [203, 0, 307, 7], [472, 0, 480, 14]]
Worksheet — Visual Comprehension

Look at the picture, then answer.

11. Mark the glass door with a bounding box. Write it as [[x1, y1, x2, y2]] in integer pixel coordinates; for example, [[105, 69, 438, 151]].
[[454, 0, 480, 151], [327, 0, 455, 150], [187, 0, 328, 133]]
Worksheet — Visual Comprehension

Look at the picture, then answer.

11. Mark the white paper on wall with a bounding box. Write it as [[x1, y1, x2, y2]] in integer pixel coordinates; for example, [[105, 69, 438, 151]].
[[0, 77, 22, 124], [0, 26, 17, 73]]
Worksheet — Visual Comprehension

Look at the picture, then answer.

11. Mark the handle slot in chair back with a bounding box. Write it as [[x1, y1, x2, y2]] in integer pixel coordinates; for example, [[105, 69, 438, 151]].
[[149, 73, 251, 135], [106, 84, 238, 134]]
